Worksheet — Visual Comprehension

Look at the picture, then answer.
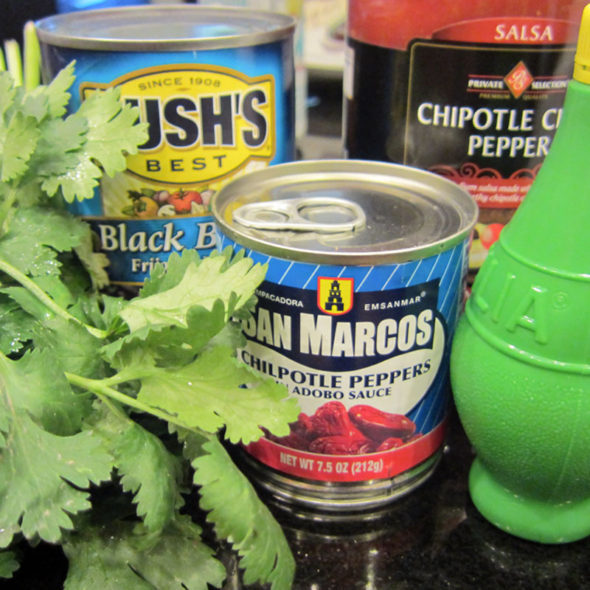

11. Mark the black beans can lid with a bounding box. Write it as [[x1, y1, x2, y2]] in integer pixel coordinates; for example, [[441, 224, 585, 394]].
[[35, 5, 295, 52], [212, 160, 478, 265]]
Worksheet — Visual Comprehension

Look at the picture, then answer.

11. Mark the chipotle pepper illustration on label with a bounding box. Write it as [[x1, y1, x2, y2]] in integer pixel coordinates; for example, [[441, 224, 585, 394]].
[[268, 402, 418, 456]]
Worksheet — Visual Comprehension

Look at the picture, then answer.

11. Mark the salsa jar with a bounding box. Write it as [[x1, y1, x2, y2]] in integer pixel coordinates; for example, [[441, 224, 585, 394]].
[[344, 0, 587, 279]]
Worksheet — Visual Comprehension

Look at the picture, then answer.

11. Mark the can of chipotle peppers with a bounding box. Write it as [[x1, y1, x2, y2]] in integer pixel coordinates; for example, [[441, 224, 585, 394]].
[[344, 0, 586, 280], [212, 160, 477, 512]]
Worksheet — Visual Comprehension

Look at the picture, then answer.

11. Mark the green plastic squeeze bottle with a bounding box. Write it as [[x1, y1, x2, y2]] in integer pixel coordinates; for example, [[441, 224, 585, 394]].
[[450, 4, 590, 544]]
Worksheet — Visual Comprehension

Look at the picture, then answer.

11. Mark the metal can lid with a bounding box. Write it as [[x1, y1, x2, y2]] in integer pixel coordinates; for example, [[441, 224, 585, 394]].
[[35, 5, 295, 52], [212, 160, 478, 265]]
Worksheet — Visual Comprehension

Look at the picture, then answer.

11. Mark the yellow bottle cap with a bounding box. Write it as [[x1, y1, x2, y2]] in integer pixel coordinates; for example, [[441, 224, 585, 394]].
[[574, 3, 590, 83]]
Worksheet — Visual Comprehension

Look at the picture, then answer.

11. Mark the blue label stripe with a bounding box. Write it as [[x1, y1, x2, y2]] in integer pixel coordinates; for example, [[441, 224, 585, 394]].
[[222, 235, 469, 438], [438, 246, 463, 319], [226, 240, 466, 323], [355, 265, 374, 290], [409, 368, 448, 431], [381, 264, 401, 290], [426, 252, 442, 282], [405, 258, 423, 287], [277, 260, 295, 285], [440, 267, 460, 318]]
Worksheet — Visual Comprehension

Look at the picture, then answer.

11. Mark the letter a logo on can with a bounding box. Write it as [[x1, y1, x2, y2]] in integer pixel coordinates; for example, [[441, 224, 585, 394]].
[[317, 277, 354, 315]]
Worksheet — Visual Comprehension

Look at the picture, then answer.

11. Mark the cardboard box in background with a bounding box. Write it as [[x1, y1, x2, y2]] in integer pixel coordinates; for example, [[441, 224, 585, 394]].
[[303, 0, 346, 75]]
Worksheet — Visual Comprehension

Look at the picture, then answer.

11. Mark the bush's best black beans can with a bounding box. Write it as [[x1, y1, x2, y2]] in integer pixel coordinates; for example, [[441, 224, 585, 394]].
[[36, 5, 295, 286], [212, 160, 478, 511]]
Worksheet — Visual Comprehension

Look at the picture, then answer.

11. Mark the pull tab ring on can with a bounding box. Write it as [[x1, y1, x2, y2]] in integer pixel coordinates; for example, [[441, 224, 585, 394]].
[[232, 197, 367, 233]]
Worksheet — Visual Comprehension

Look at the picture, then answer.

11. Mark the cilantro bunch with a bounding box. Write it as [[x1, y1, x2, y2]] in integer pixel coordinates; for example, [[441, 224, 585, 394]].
[[0, 60, 298, 589]]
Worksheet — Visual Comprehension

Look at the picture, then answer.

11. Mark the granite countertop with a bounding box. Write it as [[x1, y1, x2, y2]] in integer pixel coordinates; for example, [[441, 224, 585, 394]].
[[7, 406, 590, 589]]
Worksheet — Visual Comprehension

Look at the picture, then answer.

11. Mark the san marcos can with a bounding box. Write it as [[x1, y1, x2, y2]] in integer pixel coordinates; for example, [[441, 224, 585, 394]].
[[212, 160, 478, 511], [36, 5, 295, 286]]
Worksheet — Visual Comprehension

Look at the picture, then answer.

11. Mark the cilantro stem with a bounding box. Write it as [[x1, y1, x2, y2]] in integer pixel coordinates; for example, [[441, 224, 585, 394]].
[[65, 372, 194, 431], [0, 187, 18, 235], [3, 39, 23, 86], [0, 257, 108, 340], [24, 21, 41, 92]]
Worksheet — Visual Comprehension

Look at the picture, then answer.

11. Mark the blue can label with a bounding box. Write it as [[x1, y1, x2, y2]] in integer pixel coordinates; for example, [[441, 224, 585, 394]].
[[44, 45, 294, 284], [221, 236, 468, 483]]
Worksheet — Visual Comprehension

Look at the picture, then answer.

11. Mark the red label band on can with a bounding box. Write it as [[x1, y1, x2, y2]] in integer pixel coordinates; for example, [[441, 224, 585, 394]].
[[212, 160, 478, 511], [344, 0, 587, 279]]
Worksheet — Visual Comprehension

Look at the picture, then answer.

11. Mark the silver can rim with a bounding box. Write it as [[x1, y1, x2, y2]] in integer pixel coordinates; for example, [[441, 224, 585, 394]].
[[35, 5, 296, 52], [238, 447, 443, 513]]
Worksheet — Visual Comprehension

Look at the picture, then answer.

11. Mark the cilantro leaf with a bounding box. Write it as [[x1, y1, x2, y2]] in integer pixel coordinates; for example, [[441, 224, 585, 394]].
[[27, 116, 88, 183], [0, 550, 19, 579], [76, 87, 147, 177], [137, 345, 298, 444], [0, 287, 105, 378], [104, 299, 228, 369], [41, 152, 103, 204], [32, 315, 107, 378], [117, 425, 182, 533], [45, 61, 77, 118], [0, 350, 91, 435], [0, 295, 36, 354], [17, 61, 76, 122], [63, 517, 226, 590], [135, 246, 202, 296], [89, 408, 183, 533], [33, 274, 77, 309], [0, 111, 39, 182], [120, 250, 265, 333], [21, 88, 51, 121], [0, 65, 147, 213], [72, 292, 125, 336], [40, 86, 147, 203], [0, 207, 88, 277], [0, 411, 113, 546], [0, 74, 18, 119], [189, 435, 295, 590], [1, 284, 57, 322], [74, 228, 110, 290]]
